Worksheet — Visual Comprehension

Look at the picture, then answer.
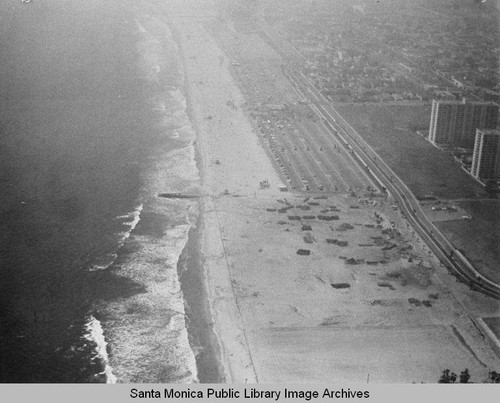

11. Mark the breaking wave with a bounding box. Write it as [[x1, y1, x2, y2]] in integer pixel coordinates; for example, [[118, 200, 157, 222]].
[[91, 13, 201, 383], [83, 315, 117, 384]]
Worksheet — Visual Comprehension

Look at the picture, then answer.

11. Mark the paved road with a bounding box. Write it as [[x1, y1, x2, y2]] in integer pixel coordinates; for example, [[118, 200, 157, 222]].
[[284, 67, 500, 300]]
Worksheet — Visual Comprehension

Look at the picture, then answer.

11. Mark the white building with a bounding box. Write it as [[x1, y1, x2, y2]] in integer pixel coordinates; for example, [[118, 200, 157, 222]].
[[471, 129, 500, 181], [429, 99, 499, 148]]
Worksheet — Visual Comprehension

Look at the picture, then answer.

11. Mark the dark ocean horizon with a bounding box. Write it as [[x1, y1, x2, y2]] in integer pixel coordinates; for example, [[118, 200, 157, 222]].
[[0, 0, 206, 383]]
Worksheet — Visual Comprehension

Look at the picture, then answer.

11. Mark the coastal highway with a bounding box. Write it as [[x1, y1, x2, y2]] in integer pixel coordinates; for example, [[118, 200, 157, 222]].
[[283, 66, 500, 300]]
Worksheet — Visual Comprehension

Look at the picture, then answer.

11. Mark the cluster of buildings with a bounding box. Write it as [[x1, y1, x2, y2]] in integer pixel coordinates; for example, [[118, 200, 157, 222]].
[[285, 10, 424, 103], [428, 99, 500, 184], [357, 2, 500, 103], [271, 0, 498, 104], [256, 1, 500, 183]]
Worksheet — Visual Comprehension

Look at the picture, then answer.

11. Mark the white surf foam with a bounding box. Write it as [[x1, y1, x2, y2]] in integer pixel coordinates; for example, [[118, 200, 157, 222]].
[[88, 253, 118, 272], [88, 204, 144, 272], [92, 14, 202, 384], [84, 315, 117, 384], [117, 203, 143, 232]]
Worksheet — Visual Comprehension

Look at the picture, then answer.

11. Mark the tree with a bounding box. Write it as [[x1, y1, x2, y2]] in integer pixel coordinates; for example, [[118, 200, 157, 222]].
[[439, 368, 500, 383], [459, 369, 470, 383], [438, 369, 457, 383], [487, 371, 500, 383]]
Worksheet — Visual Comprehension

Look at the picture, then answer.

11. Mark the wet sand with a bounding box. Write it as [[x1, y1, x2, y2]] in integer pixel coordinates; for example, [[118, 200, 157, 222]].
[[177, 219, 225, 382], [165, 0, 500, 383]]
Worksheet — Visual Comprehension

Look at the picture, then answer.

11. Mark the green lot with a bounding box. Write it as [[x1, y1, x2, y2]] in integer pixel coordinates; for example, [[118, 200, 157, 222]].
[[435, 200, 500, 283], [335, 103, 499, 282], [334, 103, 485, 199]]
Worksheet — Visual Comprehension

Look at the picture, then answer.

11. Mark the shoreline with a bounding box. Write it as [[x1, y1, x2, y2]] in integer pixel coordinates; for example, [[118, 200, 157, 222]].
[[169, 9, 226, 383], [169, 13, 272, 382], [165, 0, 500, 383], [177, 216, 225, 383]]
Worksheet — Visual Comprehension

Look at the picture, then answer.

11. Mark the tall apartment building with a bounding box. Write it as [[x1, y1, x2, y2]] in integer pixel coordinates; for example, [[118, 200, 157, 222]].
[[471, 129, 500, 181], [428, 99, 498, 148]]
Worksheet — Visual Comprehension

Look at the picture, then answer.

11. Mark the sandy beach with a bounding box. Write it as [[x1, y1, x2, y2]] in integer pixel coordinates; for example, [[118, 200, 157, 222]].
[[161, 1, 500, 383], [1, 0, 497, 385]]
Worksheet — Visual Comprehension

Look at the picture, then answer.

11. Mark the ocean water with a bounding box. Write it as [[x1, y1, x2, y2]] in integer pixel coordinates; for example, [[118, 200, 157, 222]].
[[0, 1, 203, 383]]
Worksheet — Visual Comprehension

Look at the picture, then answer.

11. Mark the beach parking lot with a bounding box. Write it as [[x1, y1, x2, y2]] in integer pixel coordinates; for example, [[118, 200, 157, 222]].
[[168, 2, 500, 382]]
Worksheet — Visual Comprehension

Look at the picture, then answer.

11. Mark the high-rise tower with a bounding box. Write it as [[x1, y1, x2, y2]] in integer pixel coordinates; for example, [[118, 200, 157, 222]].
[[471, 129, 500, 181], [429, 99, 498, 148]]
